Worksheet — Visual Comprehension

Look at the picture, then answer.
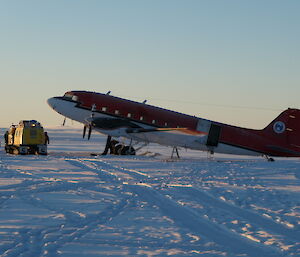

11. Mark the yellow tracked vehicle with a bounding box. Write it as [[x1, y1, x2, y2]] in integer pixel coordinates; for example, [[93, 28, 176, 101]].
[[4, 120, 48, 155]]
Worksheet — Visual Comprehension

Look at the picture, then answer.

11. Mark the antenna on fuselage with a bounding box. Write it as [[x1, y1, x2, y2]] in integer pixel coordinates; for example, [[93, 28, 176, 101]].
[[106, 91, 111, 95], [91, 103, 97, 113], [142, 100, 147, 104]]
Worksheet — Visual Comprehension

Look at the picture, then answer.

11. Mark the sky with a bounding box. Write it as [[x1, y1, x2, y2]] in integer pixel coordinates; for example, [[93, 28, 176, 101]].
[[0, 0, 299, 129]]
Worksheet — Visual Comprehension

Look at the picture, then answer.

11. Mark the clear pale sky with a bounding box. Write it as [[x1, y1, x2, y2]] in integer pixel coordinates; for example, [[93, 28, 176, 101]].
[[0, 0, 299, 129]]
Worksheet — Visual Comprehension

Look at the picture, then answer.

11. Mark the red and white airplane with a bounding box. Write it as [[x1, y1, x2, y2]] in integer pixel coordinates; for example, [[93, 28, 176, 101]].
[[48, 90, 300, 158]]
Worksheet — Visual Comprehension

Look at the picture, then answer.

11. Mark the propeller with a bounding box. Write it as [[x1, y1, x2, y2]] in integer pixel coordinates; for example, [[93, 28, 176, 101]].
[[83, 124, 92, 140], [83, 104, 96, 140], [88, 125, 92, 140]]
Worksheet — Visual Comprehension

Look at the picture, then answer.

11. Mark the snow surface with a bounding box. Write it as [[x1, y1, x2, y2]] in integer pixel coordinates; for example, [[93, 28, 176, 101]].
[[0, 127, 299, 257]]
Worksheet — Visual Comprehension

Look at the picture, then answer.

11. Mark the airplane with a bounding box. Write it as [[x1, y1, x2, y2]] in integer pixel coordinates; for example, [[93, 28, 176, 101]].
[[47, 90, 300, 159]]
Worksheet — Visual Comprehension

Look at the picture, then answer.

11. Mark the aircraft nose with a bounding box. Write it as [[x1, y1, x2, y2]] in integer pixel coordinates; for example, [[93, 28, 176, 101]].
[[47, 97, 59, 110]]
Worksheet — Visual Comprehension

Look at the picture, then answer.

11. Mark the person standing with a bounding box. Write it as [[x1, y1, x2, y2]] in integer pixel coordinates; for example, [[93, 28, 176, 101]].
[[4, 131, 8, 145], [44, 132, 50, 145]]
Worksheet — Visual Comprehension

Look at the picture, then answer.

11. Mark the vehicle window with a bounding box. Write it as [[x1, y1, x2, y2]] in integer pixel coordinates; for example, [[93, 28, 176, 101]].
[[30, 129, 37, 138]]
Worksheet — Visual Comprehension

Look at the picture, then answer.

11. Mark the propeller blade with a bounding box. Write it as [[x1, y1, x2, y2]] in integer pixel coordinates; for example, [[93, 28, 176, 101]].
[[88, 125, 92, 140], [83, 125, 87, 138]]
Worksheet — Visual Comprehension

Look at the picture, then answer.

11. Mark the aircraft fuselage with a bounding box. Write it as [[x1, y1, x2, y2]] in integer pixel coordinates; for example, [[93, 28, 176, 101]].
[[48, 91, 300, 157]]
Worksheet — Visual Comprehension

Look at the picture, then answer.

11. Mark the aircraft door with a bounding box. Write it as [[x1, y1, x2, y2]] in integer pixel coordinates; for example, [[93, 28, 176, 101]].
[[206, 124, 221, 147]]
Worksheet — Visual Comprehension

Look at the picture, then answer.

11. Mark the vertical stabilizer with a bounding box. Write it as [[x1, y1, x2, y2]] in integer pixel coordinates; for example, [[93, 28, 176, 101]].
[[263, 108, 300, 148]]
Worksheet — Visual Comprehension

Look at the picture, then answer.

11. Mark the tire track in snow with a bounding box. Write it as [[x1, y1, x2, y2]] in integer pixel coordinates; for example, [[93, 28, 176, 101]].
[[80, 158, 299, 243], [1, 196, 131, 257], [127, 184, 286, 257], [170, 187, 300, 242], [2, 228, 44, 257], [2, 182, 131, 256], [74, 158, 285, 257], [13, 158, 134, 257], [0, 157, 123, 257], [0, 180, 73, 257], [41, 197, 131, 257]]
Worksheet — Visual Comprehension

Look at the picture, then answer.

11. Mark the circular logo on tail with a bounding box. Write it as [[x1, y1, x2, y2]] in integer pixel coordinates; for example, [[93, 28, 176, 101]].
[[273, 121, 286, 134]]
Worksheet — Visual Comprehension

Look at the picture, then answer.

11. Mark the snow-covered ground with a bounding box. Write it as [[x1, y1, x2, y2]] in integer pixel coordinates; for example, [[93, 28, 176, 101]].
[[0, 127, 299, 257]]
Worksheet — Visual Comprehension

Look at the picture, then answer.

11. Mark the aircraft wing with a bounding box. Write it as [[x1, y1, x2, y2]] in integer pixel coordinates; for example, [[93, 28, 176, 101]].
[[90, 117, 207, 136], [126, 127, 207, 136]]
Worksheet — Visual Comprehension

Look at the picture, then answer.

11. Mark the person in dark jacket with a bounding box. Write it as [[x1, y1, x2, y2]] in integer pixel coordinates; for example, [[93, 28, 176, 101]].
[[44, 132, 50, 145], [4, 131, 8, 145]]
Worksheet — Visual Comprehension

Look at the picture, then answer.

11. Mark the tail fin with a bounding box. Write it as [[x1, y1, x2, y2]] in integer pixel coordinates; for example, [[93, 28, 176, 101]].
[[263, 108, 300, 147]]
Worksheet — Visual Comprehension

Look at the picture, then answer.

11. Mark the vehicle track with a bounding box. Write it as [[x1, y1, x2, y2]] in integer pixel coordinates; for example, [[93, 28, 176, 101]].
[[168, 186, 300, 241], [0, 158, 134, 257], [72, 158, 287, 257], [1, 155, 297, 256]]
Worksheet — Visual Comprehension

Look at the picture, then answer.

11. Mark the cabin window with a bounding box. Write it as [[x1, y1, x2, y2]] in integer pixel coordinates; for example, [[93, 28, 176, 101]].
[[164, 122, 168, 127], [140, 116, 144, 121], [101, 107, 107, 112], [127, 113, 132, 118], [115, 110, 119, 115], [152, 120, 156, 124]]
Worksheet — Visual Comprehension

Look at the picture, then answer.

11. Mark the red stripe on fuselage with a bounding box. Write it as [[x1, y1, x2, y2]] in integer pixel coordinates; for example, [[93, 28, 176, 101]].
[[68, 91, 199, 130]]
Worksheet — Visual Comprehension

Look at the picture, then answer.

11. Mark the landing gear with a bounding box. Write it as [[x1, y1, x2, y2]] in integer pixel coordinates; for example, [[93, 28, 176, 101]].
[[171, 147, 180, 159], [101, 136, 112, 155], [98, 136, 136, 156], [207, 150, 214, 160], [263, 155, 275, 162]]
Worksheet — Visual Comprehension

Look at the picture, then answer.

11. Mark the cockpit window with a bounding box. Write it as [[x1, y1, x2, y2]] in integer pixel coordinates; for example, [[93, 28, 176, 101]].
[[63, 93, 73, 99], [63, 93, 78, 102]]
